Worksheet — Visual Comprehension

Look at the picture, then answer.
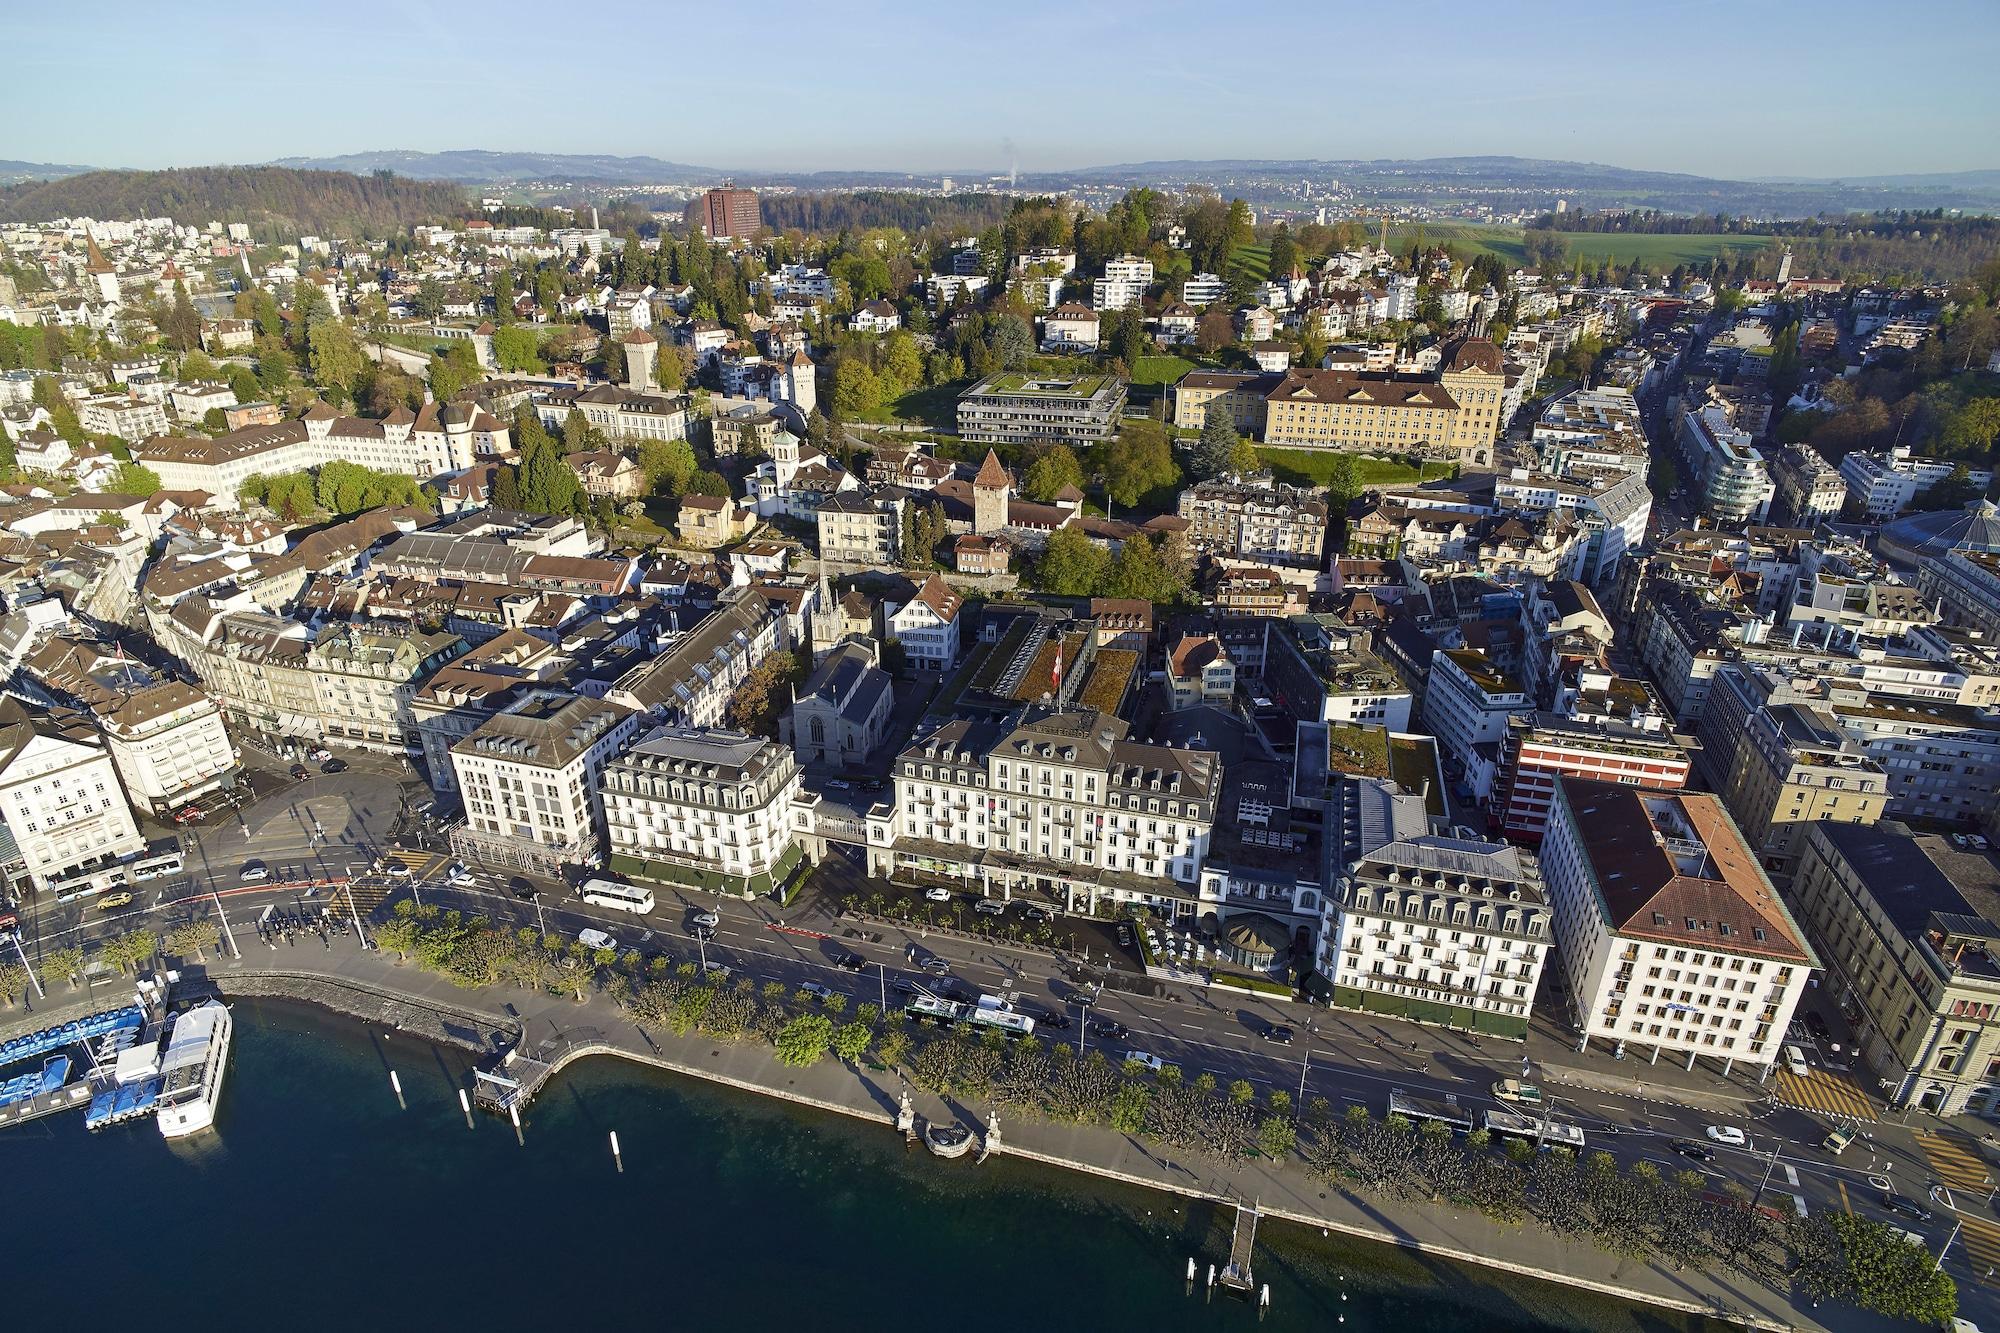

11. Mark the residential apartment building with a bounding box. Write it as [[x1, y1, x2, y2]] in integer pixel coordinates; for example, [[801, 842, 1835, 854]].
[[1769, 444, 1847, 528], [1178, 475, 1329, 570], [1491, 707, 1690, 844], [1672, 404, 1774, 524], [1422, 648, 1533, 800], [957, 373, 1127, 448], [1541, 778, 1817, 1073], [0, 699, 147, 892], [867, 706, 1218, 919], [816, 490, 905, 565], [1830, 696, 2000, 829], [685, 187, 761, 240], [607, 589, 785, 727], [79, 393, 167, 443], [1839, 447, 1992, 523], [885, 574, 963, 672], [1706, 697, 1888, 880], [18, 634, 238, 816], [306, 625, 469, 756], [449, 692, 641, 875], [1790, 821, 2000, 1116], [603, 725, 807, 896], [1321, 833, 1549, 1038], [1092, 255, 1153, 312]]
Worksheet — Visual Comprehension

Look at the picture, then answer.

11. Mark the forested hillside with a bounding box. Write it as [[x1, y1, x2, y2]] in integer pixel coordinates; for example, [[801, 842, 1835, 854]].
[[0, 166, 467, 239]]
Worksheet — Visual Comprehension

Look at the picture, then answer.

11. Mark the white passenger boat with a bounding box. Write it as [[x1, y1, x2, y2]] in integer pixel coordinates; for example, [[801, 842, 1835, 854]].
[[154, 1001, 232, 1139]]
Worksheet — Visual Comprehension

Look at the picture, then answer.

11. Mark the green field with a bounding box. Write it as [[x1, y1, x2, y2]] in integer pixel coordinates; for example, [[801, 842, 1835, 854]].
[[1385, 223, 1777, 270], [1252, 446, 1452, 490], [1230, 244, 1271, 282], [1129, 354, 1202, 387]]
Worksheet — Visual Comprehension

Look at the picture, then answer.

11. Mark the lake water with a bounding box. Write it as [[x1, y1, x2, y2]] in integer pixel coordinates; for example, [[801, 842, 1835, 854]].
[[3, 999, 1730, 1332]]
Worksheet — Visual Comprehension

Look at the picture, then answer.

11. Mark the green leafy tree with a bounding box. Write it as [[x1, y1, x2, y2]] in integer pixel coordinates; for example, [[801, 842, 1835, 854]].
[[307, 318, 364, 399], [1103, 533, 1180, 603], [832, 1021, 873, 1064], [161, 281, 201, 351], [684, 469, 730, 499], [0, 961, 28, 1005], [491, 326, 543, 374], [1097, 419, 1180, 509], [1035, 525, 1111, 596], [112, 462, 162, 495], [724, 650, 805, 739], [1942, 398, 2000, 458], [637, 437, 698, 496], [774, 1012, 835, 1067], [833, 358, 881, 416], [43, 944, 85, 989], [428, 341, 480, 402], [1022, 444, 1085, 501]]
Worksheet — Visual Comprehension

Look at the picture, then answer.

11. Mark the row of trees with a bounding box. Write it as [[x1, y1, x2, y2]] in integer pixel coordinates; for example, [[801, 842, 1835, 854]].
[[1035, 527, 1191, 603], [1302, 1105, 1956, 1325]]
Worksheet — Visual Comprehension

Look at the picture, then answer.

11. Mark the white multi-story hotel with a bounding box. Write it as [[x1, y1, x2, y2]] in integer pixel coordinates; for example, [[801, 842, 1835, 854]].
[[449, 692, 641, 875], [1540, 776, 1818, 1074], [1321, 833, 1549, 1039], [867, 706, 1219, 918], [0, 700, 147, 892], [603, 726, 809, 896]]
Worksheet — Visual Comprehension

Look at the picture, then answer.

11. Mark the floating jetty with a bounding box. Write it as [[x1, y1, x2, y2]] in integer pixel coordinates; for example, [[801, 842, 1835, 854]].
[[0, 977, 230, 1136]]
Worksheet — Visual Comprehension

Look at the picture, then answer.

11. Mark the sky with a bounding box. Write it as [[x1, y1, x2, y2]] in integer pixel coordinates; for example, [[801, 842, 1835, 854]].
[[7, 0, 1998, 180]]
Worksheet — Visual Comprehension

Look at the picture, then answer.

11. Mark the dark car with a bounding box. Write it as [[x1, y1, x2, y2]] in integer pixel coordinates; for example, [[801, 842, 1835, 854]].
[[1802, 1011, 1831, 1040], [1086, 1018, 1130, 1041], [508, 876, 536, 900], [891, 976, 923, 998], [321, 758, 348, 774], [1028, 1006, 1072, 1030], [289, 763, 310, 780], [690, 924, 717, 943], [1882, 1193, 1932, 1223], [1668, 1139, 1715, 1162], [1014, 903, 1051, 923], [831, 951, 867, 973], [1260, 1023, 1296, 1044], [1115, 923, 1135, 948]]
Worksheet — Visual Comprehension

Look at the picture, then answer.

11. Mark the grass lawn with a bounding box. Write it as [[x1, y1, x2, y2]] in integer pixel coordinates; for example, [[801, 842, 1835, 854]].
[[1251, 446, 1453, 490], [1230, 243, 1271, 282], [370, 330, 454, 355], [1129, 354, 1201, 387], [853, 378, 968, 431]]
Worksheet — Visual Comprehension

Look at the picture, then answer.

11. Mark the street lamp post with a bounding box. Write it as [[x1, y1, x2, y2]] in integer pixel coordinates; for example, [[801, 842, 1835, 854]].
[[1298, 1048, 1311, 1106], [532, 892, 547, 938], [1751, 1142, 1782, 1209], [1939, 1214, 1965, 1266], [878, 961, 887, 1014], [1079, 999, 1091, 1057]]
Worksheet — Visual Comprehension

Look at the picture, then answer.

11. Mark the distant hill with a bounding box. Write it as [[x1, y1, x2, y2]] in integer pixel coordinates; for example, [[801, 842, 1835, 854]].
[[270, 149, 721, 185], [0, 159, 97, 185], [0, 166, 469, 238]]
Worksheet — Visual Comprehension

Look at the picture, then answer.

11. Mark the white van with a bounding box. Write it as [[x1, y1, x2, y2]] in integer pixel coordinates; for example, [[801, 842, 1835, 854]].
[[578, 927, 618, 952], [1784, 1044, 1810, 1077]]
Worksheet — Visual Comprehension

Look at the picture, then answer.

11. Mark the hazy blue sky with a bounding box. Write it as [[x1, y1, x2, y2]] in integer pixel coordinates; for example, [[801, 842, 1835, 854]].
[[7, 0, 1996, 179]]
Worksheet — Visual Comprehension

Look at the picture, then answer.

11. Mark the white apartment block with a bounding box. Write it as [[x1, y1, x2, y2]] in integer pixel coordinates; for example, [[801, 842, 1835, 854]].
[[1322, 833, 1550, 1039], [1092, 255, 1154, 311], [1839, 447, 1994, 523], [0, 702, 147, 891], [867, 707, 1219, 918], [603, 726, 807, 894], [607, 589, 786, 727], [80, 394, 169, 444], [1422, 649, 1533, 797], [450, 692, 641, 874], [1540, 777, 1817, 1074]]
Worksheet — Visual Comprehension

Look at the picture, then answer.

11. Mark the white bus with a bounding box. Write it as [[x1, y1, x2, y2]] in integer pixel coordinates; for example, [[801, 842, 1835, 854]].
[[130, 850, 185, 881], [1482, 1108, 1586, 1151], [51, 865, 130, 904], [578, 879, 655, 914]]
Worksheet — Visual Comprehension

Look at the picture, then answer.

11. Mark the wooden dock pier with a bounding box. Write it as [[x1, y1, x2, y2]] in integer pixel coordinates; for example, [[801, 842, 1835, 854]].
[[1218, 1203, 1260, 1294]]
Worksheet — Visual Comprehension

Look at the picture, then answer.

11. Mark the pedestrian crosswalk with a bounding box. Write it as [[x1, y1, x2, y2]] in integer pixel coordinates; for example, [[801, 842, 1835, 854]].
[[1773, 1066, 1877, 1122], [1914, 1130, 2000, 1283], [381, 848, 434, 871]]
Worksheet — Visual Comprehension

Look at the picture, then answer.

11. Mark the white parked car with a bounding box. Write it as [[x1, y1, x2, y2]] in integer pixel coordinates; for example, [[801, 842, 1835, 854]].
[[923, 887, 952, 903], [1705, 1124, 1749, 1148], [445, 862, 469, 883], [1783, 1044, 1810, 1078], [800, 981, 836, 1001], [578, 927, 617, 952], [239, 862, 269, 882], [1124, 1050, 1165, 1073]]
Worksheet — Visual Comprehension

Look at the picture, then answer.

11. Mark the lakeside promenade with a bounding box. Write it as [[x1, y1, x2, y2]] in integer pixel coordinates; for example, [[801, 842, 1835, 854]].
[[0, 936, 1910, 1333]]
